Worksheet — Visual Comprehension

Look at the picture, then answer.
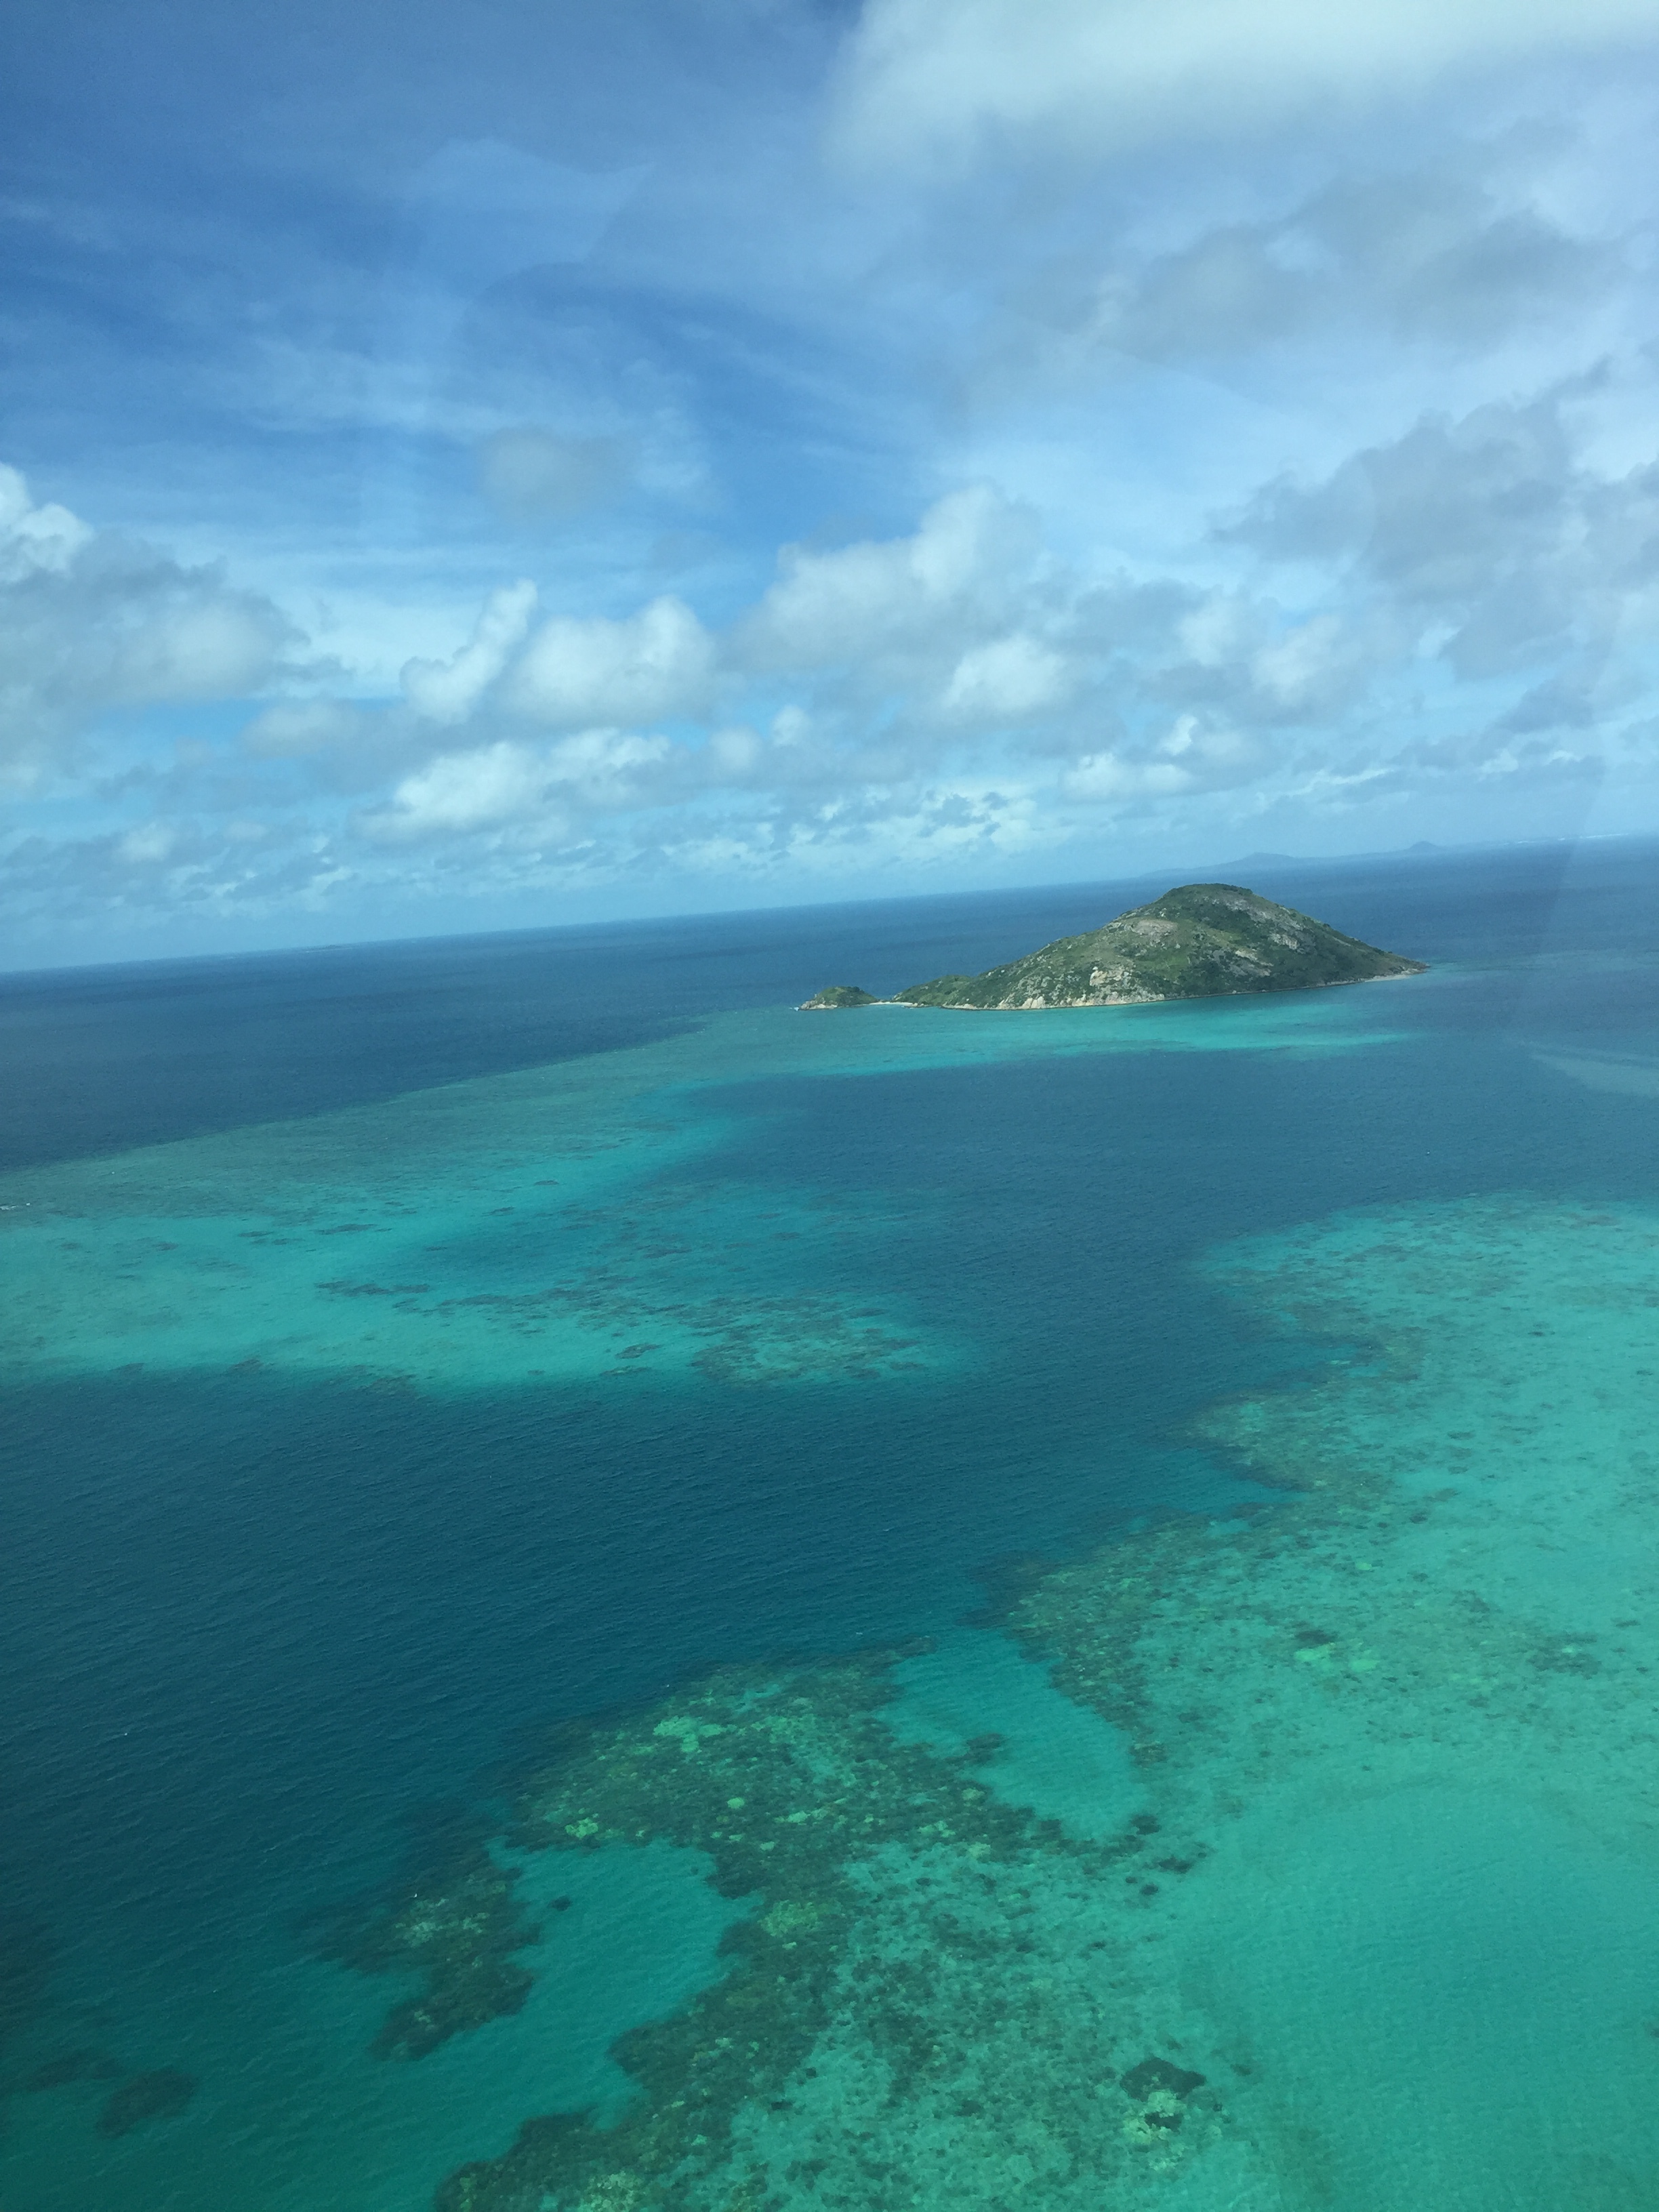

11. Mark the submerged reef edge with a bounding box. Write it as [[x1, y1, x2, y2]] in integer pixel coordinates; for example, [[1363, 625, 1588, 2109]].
[[318, 1195, 1659, 2212]]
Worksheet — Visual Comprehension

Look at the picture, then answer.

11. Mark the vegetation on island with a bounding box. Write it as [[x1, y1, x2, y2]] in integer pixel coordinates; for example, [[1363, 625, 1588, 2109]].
[[800, 883, 1425, 1010], [798, 985, 878, 1010]]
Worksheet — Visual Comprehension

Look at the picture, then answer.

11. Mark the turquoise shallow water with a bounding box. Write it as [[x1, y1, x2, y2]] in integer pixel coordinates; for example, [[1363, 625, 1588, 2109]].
[[1, 1843, 746, 2212], [881, 1633, 1146, 1841], [5, 844, 1659, 2209], [0, 986, 1398, 1393]]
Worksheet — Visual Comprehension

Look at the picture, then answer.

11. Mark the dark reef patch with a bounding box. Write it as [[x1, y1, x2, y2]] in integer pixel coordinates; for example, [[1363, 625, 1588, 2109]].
[[96, 2068, 197, 2135], [1122, 2056, 1206, 2104], [22, 2049, 121, 2091], [430, 1643, 1166, 2212], [422, 1645, 1203, 2212], [304, 1804, 541, 2060]]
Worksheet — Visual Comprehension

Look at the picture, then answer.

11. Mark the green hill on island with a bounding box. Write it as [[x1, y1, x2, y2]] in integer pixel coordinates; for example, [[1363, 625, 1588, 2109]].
[[799, 884, 1425, 1011], [798, 985, 878, 1009]]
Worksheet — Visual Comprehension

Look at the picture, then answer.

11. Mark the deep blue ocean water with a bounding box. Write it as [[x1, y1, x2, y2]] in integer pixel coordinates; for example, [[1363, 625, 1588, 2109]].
[[4, 840, 1659, 2209]]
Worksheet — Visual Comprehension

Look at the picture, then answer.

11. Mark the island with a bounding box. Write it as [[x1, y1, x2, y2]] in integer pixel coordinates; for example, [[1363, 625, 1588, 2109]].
[[799, 985, 879, 1010], [798, 883, 1425, 1010]]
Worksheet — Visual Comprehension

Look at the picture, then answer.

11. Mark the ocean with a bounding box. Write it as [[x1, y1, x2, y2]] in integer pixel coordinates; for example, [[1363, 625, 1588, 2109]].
[[3, 841, 1658, 2211]]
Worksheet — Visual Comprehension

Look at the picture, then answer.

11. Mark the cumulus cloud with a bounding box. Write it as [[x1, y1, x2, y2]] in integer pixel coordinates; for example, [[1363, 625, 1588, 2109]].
[[230, 390, 1659, 890], [364, 739, 553, 842], [1248, 613, 1378, 714], [1065, 716, 1270, 802], [739, 488, 1052, 703], [402, 579, 537, 722], [0, 464, 93, 578], [1004, 165, 1622, 390], [1226, 391, 1659, 679], [544, 727, 673, 804], [0, 462, 302, 790], [1065, 752, 1195, 800], [939, 633, 1076, 723], [14, 360, 1659, 943], [505, 594, 716, 727], [362, 726, 675, 844], [832, 0, 1659, 172]]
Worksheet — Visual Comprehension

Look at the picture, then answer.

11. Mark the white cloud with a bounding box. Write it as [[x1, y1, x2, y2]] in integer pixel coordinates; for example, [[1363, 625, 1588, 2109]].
[[741, 488, 1042, 677], [1065, 752, 1193, 800], [1065, 715, 1271, 804], [939, 632, 1074, 723], [833, 0, 1659, 173], [364, 739, 551, 841], [1250, 614, 1376, 714], [0, 463, 301, 791], [114, 596, 291, 700], [544, 726, 672, 804], [1226, 391, 1659, 678], [14, 360, 1659, 940], [986, 157, 1627, 411], [401, 579, 537, 723], [506, 594, 714, 726], [361, 725, 676, 844], [0, 463, 94, 579]]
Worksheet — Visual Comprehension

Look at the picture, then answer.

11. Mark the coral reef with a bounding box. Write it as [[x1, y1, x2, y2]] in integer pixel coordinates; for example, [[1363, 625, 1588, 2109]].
[[421, 1197, 1659, 2211], [309, 1811, 541, 2059], [432, 1647, 1217, 2212]]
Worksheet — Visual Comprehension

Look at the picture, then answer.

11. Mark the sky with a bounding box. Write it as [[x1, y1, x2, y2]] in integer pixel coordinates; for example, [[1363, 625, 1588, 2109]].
[[5, 0, 1659, 966]]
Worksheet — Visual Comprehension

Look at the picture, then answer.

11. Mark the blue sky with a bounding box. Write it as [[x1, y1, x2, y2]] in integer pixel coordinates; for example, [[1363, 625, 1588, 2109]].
[[5, 0, 1659, 964]]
